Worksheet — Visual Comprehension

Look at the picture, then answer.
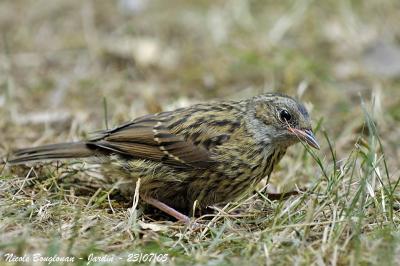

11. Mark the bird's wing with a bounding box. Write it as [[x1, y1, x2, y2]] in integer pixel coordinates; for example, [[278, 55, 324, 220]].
[[88, 111, 224, 169]]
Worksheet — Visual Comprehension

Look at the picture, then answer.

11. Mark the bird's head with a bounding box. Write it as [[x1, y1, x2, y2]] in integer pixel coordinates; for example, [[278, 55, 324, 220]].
[[246, 93, 320, 149]]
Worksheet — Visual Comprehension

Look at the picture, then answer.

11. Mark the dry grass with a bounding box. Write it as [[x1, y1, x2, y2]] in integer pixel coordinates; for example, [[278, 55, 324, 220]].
[[0, 0, 399, 265]]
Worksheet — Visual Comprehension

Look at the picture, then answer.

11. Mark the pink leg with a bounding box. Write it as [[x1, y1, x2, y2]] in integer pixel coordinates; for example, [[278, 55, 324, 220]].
[[142, 196, 190, 223], [265, 190, 302, 200]]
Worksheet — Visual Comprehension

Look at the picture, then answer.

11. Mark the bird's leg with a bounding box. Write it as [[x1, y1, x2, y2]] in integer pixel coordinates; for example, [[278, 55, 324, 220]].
[[265, 190, 301, 200], [141, 196, 190, 223]]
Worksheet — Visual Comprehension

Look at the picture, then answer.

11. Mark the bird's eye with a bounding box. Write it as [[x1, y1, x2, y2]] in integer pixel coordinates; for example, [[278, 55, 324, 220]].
[[279, 109, 292, 123]]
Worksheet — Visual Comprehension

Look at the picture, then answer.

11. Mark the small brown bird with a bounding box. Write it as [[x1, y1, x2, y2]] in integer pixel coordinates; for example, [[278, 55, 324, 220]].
[[9, 93, 319, 222]]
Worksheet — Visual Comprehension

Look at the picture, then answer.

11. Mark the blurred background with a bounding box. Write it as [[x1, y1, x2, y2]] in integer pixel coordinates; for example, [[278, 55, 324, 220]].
[[0, 0, 399, 178]]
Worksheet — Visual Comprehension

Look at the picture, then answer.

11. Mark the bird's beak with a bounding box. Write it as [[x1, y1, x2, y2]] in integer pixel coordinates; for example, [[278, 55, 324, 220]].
[[288, 128, 320, 150]]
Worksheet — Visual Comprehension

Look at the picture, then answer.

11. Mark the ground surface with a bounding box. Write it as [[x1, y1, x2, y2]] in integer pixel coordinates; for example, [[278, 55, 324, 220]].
[[0, 0, 399, 265]]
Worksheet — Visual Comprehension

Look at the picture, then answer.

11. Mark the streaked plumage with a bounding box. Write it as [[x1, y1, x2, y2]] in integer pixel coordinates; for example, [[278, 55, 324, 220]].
[[9, 93, 319, 220]]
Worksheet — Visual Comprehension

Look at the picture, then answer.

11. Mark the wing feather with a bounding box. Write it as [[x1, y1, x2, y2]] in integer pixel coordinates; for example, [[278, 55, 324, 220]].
[[88, 113, 219, 169]]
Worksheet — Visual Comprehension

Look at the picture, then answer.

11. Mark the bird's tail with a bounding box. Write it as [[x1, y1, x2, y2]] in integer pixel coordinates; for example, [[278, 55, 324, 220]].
[[8, 142, 95, 164]]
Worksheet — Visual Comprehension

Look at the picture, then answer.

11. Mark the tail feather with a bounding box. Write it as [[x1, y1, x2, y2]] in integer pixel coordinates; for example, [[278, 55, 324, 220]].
[[8, 142, 95, 164]]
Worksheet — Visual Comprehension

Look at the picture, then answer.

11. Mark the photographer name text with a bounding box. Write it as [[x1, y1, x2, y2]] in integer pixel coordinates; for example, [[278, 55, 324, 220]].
[[3, 252, 169, 264]]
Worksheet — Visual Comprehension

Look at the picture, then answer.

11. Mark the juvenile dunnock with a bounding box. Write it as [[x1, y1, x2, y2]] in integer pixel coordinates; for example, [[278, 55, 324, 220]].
[[9, 93, 319, 222]]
